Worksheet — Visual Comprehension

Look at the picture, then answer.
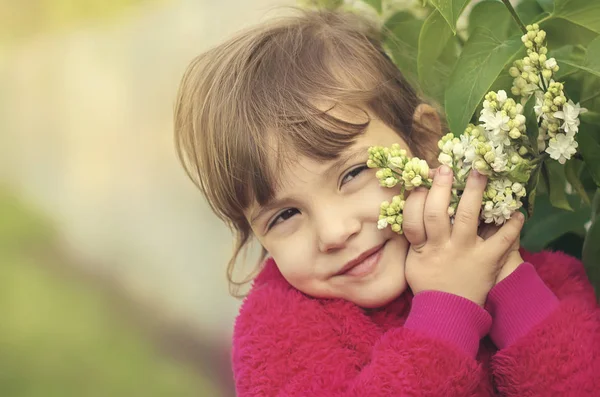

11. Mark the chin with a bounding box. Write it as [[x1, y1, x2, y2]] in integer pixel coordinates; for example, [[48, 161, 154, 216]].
[[352, 279, 408, 309]]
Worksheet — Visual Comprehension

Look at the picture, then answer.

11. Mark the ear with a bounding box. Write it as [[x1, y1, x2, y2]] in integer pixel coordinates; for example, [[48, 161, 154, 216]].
[[412, 103, 443, 166]]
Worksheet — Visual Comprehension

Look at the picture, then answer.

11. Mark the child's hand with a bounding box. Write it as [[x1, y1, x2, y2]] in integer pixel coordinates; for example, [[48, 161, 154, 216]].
[[402, 165, 525, 307], [479, 224, 524, 284]]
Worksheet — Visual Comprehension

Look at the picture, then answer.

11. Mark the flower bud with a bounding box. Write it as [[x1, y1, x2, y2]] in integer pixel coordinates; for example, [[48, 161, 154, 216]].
[[473, 158, 490, 174], [540, 47, 548, 55], [391, 223, 401, 233], [529, 52, 539, 63], [509, 67, 520, 77], [512, 182, 524, 194], [486, 188, 497, 199], [511, 86, 521, 96], [453, 142, 465, 158], [542, 69, 553, 79], [529, 73, 539, 84], [545, 58, 557, 70], [447, 206, 456, 217], [510, 154, 521, 164], [377, 219, 389, 230], [509, 128, 521, 139], [438, 152, 453, 167], [527, 31, 537, 40], [410, 175, 422, 187], [497, 90, 508, 103], [518, 146, 528, 156], [484, 150, 496, 163], [389, 156, 405, 169]]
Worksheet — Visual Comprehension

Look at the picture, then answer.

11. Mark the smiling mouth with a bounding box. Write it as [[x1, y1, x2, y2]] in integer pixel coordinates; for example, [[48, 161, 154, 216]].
[[337, 241, 387, 277]]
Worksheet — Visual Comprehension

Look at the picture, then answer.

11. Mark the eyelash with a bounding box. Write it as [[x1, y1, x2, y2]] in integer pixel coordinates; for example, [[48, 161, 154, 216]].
[[266, 165, 369, 230]]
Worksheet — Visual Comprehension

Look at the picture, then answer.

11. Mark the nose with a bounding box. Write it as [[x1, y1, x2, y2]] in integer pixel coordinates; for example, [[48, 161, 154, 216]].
[[316, 208, 361, 253]]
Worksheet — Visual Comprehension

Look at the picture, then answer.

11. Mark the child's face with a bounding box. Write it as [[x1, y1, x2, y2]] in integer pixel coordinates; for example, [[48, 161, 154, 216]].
[[247, 106, 423, 308]]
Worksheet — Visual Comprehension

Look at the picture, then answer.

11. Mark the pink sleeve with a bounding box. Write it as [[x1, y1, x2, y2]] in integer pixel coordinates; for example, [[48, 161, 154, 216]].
[[486, 259, 600, 396], [404, 290, 492, 357], [233, 288, 493, 397]]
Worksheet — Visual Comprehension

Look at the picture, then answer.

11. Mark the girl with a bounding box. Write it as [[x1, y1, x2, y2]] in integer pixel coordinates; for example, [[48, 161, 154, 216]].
[[174, 8, 599, 396]]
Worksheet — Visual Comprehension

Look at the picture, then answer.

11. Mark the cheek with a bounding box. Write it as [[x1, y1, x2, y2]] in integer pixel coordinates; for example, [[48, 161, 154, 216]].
[[268, 239, 316, 282]]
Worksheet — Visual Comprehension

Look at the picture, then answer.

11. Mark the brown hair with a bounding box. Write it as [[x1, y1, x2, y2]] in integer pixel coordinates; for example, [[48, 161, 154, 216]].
[[174, 6, 442, 297]]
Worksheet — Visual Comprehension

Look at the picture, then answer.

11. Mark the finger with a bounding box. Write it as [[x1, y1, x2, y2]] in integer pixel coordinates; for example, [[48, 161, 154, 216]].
[[402, 188, 428, 247], [478, 223, 500, 240], [423, 165, 453, 244], [485, 212, 524, 260], [452, 170, 487, 244]]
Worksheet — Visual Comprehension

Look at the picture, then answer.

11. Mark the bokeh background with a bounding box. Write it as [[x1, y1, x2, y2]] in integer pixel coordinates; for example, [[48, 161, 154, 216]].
[[0, 0, 293, 395]]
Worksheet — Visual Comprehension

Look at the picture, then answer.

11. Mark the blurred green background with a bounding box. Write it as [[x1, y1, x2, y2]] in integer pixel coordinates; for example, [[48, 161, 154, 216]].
[[0, 189, 217, 396], [0, 0, 292, 395]]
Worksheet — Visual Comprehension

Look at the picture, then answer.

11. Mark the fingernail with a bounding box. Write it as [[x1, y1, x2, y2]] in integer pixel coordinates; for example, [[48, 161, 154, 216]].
[[516, 212, 524, 222], [439, 165, 451, 176]]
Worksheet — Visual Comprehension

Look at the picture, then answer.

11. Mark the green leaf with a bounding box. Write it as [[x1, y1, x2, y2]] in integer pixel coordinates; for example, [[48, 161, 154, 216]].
[[362, 0, 382, 14], [581, 111, 600, 125], [445, 28, 523, 135], [578, 124, 600, 186], [565, 159, 592, 206], [383, 12, 423, 86], [559, 40, 600, 79], [541, 18, 599, 49], [582, 189, 600, 295], [544, 161, 574, 211], [585, 36, 600, 74], [517, 0, 547, 25], [550, 45, 586, 80], [523, 93, 539, 144], [536, 0, 554, 13], [468, 0, 518, 40], [418, 9, 455, 102], [430, 0, 470, 33], [525, 164, 542, 218], [521, 194, 591, 252], [553, 0, 600, 34]]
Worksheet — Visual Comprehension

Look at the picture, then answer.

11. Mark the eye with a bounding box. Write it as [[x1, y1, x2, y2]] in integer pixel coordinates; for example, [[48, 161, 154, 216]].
[[267, 208, 300, 230], [341, 165, 369, 186]]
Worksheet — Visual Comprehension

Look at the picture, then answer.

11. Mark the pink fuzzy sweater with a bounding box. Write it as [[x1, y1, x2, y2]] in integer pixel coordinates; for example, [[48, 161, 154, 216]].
[[232, 250, 600, 396]]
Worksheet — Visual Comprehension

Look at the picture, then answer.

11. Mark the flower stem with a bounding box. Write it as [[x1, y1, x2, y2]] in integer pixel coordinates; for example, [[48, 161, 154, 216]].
[[532, 152, 550, 166], [501, 0, 527, 34]]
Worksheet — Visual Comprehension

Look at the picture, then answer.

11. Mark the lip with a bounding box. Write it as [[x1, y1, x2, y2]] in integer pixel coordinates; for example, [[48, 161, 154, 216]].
[[335, 241, 387, 277]]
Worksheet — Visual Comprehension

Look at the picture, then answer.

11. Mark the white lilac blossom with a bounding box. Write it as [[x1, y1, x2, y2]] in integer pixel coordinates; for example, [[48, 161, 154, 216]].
[[546, 133, 579, 165], [553, 99, 587, 136], [367, 25, 586, 235]]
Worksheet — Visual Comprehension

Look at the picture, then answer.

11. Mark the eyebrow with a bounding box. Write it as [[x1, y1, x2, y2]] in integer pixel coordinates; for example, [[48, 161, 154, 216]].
[[249, 145, 371, 226]]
